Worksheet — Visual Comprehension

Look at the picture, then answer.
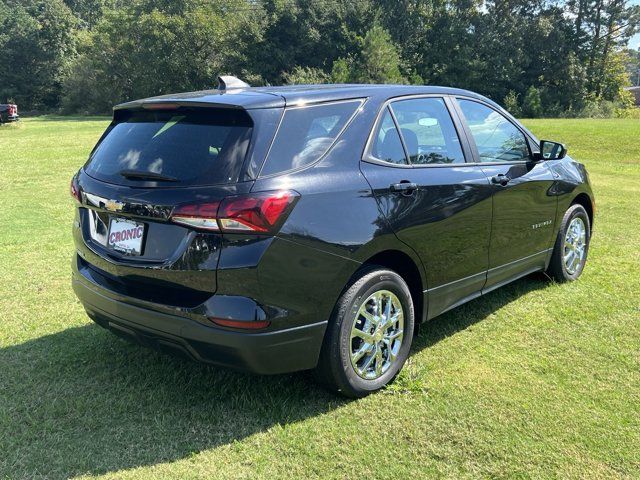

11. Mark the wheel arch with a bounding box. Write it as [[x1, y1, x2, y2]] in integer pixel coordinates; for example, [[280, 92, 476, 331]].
[[360, 249, 425, 326], [571, 192, 594, 229]]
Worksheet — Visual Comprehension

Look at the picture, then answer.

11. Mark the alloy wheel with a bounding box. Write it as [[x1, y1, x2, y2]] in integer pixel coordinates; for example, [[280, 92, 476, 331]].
[[349, 290, 404, 380], [563, 217, 587, 275]]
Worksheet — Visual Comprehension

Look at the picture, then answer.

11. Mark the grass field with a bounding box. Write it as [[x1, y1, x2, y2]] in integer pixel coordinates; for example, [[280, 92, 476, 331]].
[[0, 116, 638, 479]]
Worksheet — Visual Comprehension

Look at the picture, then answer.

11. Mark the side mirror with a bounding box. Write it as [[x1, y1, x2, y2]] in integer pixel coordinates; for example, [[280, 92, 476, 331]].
[[535, 140, 567, 161]]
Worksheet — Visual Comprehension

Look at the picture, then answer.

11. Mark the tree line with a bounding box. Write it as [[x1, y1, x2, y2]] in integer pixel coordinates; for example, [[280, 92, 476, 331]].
[[1, 0, 639, 117]]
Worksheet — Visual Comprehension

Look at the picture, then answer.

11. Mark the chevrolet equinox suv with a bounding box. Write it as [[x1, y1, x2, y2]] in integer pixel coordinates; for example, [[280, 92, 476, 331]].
[[71, 78, 594, 397]]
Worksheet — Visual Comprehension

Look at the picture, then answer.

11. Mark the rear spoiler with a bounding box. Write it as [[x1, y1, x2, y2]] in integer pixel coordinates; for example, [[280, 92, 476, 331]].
[[113, 100, 247, 112]]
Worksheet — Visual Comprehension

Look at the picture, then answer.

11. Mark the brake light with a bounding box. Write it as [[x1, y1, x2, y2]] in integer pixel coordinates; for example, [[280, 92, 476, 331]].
[[171, 190, 299, 233], [142, 103, 180, 110], [70, 176, 81, 203]]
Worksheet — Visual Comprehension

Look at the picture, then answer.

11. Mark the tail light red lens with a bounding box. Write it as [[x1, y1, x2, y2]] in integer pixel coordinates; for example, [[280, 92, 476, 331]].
[[218, 190, 298, 232], [171, 190, 299, 233], [70, 176, 81, 203]]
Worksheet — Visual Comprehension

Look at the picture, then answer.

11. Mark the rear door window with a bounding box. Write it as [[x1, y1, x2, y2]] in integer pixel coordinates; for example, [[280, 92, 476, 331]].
[[259, 100, 362, 177], [390, 98, 465, 165], [84, 108, 253, 186], [370, 107, 409, 165]]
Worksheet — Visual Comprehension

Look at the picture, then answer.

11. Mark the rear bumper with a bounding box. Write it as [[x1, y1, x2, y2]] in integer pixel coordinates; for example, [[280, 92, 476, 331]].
[[3, 115, 18, 122], [72, 263, 327, 375]]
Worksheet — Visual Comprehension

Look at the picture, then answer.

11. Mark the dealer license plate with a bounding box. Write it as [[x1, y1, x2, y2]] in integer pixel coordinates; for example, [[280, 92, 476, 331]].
[[107, 217, 145, 255]]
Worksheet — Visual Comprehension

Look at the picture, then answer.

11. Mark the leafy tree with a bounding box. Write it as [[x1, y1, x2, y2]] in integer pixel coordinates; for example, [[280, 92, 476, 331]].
[[352, 24, 405, 83], [375, 0, 480, 89], [63, 0, 119, 29], [282, 66, 330, 84], [331, 57, 353, 83], [522, 86, 544, 118], [248, 0, 375, 84], [598, 50, 634, 100], [61, 0, 264, 112], [503, 91, 522, 117], [0, 0, 77, 109], [623, 48, 640, 86]]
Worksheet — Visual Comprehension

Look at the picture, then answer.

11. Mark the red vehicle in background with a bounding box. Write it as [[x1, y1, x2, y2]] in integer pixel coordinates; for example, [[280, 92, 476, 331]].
[[0, 104, 19, 123]]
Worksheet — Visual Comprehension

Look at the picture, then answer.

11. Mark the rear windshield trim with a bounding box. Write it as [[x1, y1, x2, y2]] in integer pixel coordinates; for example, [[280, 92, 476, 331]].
[[257, 98, 366, 179]]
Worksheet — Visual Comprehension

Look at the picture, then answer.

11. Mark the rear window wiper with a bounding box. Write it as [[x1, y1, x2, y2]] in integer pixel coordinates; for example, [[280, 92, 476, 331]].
[[119, 170, 179, 182]]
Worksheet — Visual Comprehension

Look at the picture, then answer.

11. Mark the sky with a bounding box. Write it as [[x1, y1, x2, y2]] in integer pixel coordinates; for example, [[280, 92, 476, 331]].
[[631, 0, 640, 50]]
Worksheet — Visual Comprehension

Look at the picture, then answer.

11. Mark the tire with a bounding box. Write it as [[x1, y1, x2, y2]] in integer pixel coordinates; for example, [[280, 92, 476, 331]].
[[546, 204, 591, 282], [314, 266, 415, 398]]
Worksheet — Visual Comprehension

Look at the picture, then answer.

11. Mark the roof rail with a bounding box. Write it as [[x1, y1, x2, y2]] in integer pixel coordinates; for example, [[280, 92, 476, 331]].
[[217, 75, 251, 91]]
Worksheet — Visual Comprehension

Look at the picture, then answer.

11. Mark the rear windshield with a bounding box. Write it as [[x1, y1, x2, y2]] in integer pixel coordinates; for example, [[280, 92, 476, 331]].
[[84, 108, 253, 186], [259, 99, 362, 177]]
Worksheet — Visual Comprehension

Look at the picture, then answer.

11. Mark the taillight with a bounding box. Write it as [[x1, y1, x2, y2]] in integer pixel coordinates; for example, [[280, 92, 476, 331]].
[[171, 202, 220, 230], [70, 176, 81, 203], [218, 190, 298, 232], [171, 190, 299, 234]]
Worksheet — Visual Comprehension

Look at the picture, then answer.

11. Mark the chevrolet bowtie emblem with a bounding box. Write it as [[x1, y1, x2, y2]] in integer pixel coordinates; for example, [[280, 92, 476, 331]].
[[104, 199, 124, 212]]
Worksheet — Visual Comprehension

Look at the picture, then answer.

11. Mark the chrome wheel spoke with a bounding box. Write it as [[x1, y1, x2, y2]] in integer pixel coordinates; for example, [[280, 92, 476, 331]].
[[374, 292, 384, 316], [383, 294, 392, 322], [386, 311, 402, 330], [351, 327, 373, 343], [360, 309, 376, 325], [374, 346, 383, 376], [352, 342, 371, 363], [386, 344, 396, 362], [564, 250, 574, 264], [361, 348, 377, 372], [386, 329, 403, 341], [570, 253, 581, 271]]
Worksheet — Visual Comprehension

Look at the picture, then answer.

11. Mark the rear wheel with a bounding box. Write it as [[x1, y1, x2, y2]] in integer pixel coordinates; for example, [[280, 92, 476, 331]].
[[547, 204, 591, 282], [315, 267, 415, 398]]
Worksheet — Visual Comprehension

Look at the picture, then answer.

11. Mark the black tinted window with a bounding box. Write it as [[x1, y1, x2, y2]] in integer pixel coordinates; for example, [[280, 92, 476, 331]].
[[390, 98, 465, 165], [371, 108, 408, 165], [260, 100, 361, 177], [85, 108, 253, 186], [458, 100, 529, 163]]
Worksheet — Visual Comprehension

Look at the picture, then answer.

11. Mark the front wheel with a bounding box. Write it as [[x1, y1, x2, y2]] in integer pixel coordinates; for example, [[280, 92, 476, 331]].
[[547, 204, 591, 282], [315, 267, 415, 398]]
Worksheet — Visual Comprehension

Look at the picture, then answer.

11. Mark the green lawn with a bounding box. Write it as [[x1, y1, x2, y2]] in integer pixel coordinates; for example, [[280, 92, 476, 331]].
[[0, 117, 638, 479]]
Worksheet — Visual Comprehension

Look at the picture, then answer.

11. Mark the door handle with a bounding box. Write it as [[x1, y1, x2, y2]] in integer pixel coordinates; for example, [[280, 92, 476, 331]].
[[390, 181, 418, 194], [491, 174, 510, 186]]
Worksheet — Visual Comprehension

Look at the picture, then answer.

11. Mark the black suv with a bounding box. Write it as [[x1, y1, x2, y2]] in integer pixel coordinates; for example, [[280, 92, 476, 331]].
[[71, 78, 594, 397]]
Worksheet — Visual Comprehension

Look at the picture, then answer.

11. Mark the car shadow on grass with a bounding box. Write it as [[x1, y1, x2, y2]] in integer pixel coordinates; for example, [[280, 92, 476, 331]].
[[0, 274, 549, 478], [413, 273, 551, 352]]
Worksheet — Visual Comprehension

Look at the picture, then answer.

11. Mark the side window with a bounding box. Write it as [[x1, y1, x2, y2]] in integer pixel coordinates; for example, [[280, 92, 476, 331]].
[[390, 97, 465, 165], [260, 100, 362, 177], [458, 99, 530, 163], [370, 107, 408, 165]]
